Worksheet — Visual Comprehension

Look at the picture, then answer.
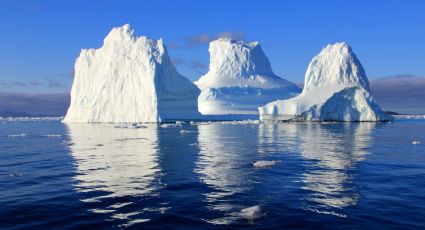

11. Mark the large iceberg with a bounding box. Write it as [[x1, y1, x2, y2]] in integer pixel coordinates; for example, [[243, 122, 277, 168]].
[[195, 38, 300, 115], [259, 42, 393, 121], [63, 24, 200, 123]]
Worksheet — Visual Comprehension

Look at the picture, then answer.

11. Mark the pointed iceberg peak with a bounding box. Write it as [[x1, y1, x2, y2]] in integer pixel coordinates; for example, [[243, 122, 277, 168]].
[[195, 38, 301, 115], [196, 38, 290, 90], [259, 42, 392, 122], [304, 42, 369, 92], [64, 25, 200, 123], [211, 37, 259, 49], [103, 24, 136, 44]]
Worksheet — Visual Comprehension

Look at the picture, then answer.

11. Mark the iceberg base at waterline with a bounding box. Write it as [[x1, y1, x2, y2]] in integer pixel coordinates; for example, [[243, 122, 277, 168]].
[[260, 87, 393, 122]]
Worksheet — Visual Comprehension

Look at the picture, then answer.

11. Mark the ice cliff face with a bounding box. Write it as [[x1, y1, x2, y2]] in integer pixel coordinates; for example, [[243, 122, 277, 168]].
[[259, 42, 392, 121], [195, 38, 300, 115], [63, 24, 200, 123]]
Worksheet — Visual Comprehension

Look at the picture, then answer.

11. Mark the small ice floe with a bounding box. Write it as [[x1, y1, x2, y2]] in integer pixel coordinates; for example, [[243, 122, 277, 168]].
[[9, 172, 23, 177], [189, 143, 198, 146], [253, 160, 280, 168], [412, 140, 421, 145], [43, 134, 62, 137], [8, 134, 26, 138], [239, 205, 264, 219], [179, 130, 194, 134], [160, 122, 183, 128], [160, 123, 173, 128]]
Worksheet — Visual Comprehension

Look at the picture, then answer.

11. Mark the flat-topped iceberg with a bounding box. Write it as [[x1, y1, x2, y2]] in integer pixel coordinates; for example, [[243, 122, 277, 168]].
[[63, 24, 200, 123], [195, 38, 300, 115], [259, 42, 393, 121]]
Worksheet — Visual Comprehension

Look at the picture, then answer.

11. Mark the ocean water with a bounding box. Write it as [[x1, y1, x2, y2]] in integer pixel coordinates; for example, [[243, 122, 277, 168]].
[[1, 118, 425, 229]]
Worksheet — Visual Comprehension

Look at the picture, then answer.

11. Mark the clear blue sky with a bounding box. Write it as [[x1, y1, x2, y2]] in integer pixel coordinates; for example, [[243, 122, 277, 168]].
[[0, 0, 424, 93]]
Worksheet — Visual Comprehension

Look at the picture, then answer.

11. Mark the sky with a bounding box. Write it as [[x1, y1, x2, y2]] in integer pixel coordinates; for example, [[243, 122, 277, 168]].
[[0, 0, 424, 114]]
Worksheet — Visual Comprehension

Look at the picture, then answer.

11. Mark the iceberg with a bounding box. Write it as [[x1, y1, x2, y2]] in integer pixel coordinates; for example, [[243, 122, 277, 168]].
[[63, 24, 200, 123], [259, 42, 393, 121], [195, 38, 300, 115]]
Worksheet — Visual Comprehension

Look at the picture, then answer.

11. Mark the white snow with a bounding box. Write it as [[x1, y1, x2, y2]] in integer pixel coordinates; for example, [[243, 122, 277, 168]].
[[195, 38, 300, 115], [239, 205, 263, 219], [63, 24, 200, 123], [253, 160, 280, 168], [259, 42, 393, 122]]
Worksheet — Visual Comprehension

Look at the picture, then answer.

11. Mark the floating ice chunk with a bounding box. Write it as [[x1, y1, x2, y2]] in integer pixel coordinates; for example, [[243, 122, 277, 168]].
[[253, 160, 280, 168], [239, 205, 264, 219], [8, 134, 27, 138], [412, 140, 421, 145], [160, 122, 183, 128], [189, 143, 198, 146], [179, 130, 194, 134]]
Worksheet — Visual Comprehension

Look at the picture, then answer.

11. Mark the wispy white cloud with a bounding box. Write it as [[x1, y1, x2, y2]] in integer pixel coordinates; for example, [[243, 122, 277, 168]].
[[169, 31, 246, 49]]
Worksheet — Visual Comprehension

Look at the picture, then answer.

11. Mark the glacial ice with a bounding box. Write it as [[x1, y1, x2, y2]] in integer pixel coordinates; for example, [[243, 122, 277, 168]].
[[259, 42, 393, 122], [63, 24, 200, 123], [195, 38, 300, 115]]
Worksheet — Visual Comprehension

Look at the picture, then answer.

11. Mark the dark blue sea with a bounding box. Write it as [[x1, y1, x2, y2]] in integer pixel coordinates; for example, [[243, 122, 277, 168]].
[[1, 117, 425, 229]]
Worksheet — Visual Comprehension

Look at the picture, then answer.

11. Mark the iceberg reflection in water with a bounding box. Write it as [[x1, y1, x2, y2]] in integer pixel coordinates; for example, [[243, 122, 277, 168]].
[[259, 122, 375, 216], [2, 119, 424, 228], [195, 123, 259, 224], [66, 123, 167, 226]]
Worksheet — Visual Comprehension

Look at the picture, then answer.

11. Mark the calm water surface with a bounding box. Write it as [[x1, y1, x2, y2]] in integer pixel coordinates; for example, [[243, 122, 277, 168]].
[[1, 119, 424, 229]]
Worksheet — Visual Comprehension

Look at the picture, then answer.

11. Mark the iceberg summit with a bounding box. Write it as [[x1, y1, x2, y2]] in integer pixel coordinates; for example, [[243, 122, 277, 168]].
[[259, 42, 393, 122], [63, 24, 200, 123], [195, 38, 300, 115]]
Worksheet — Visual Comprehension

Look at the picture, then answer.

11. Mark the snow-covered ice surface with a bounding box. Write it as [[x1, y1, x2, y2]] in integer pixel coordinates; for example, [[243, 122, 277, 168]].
[[195, 38, 300, 115], [63, 24, 200, 123], [260, 42, 392, 122]]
